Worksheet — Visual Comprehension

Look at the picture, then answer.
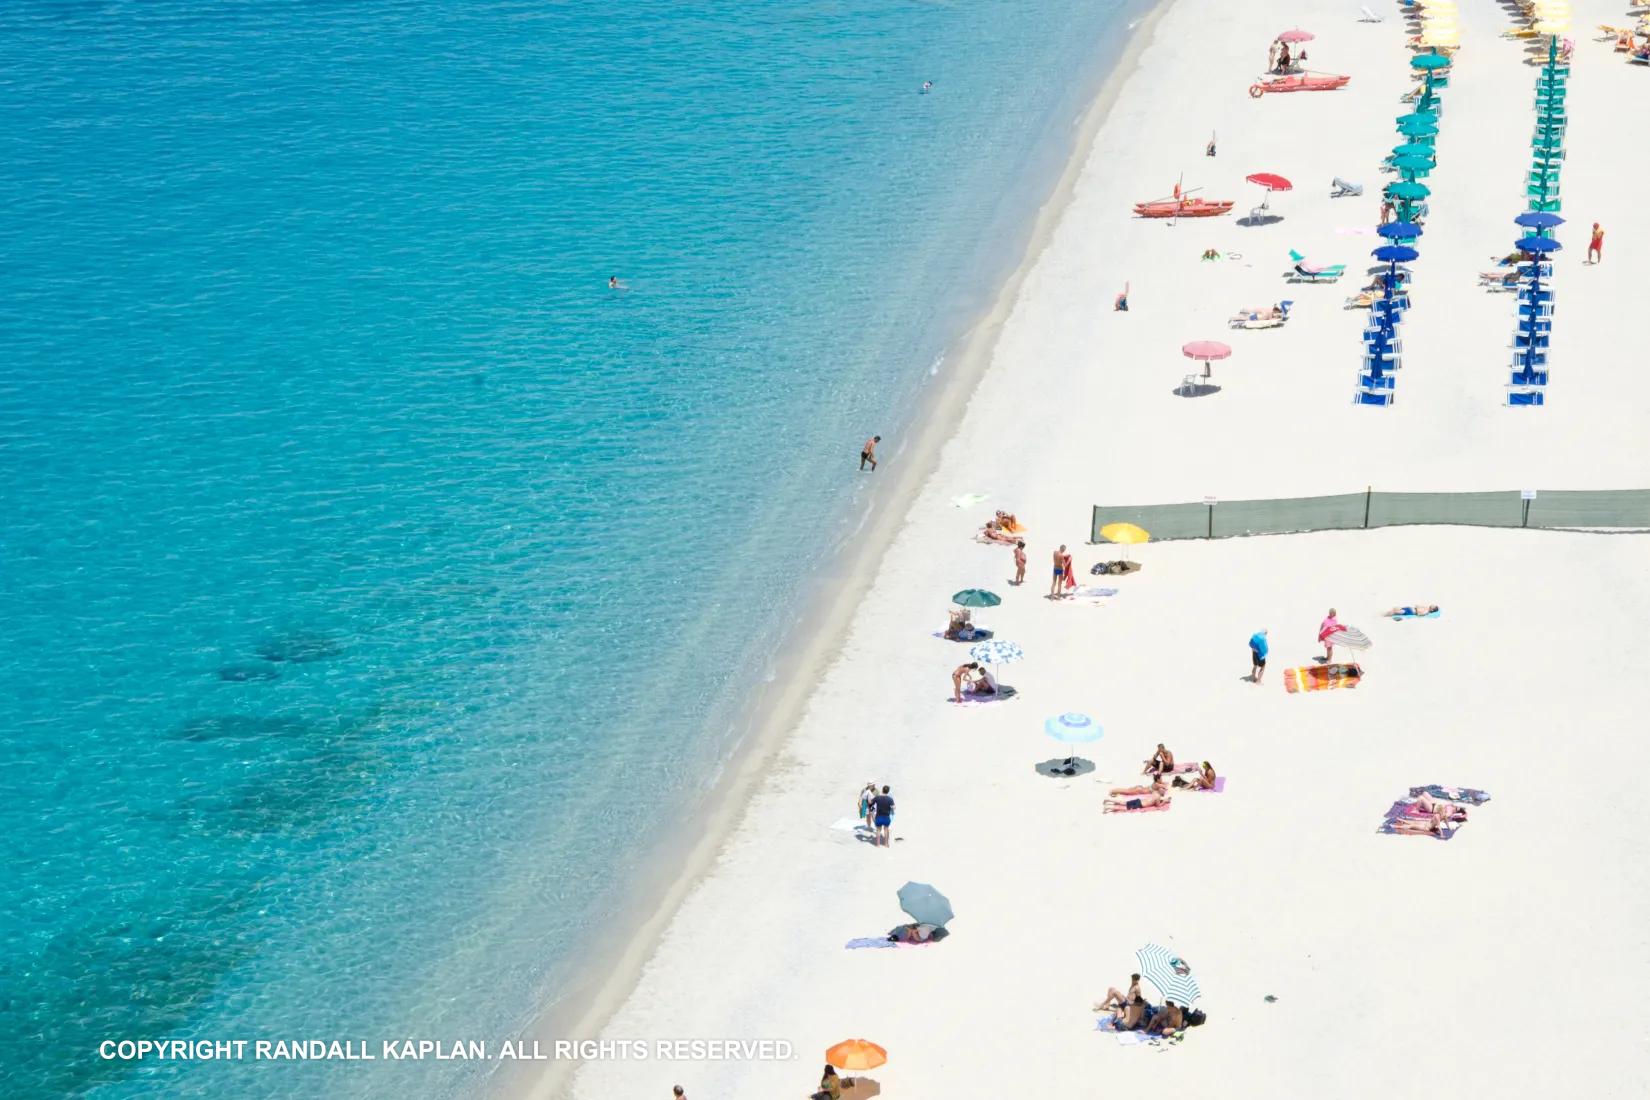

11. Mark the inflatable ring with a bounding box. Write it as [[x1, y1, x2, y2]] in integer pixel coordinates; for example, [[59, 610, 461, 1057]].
[[1227, 251, 1243, 260], [1249, 83, 1265, 98]]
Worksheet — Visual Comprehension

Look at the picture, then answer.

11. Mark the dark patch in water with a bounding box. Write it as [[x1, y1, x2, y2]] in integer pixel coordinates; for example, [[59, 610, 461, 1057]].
[[254, 631, 344, 664], [169, 715, 310, 743], [217, 663, 280, 683]]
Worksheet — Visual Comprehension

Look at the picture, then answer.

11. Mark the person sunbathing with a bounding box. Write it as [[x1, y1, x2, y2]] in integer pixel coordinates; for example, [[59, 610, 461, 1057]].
[[1096, 974, 1143, 1014], [889, 922, 937, 944], [994, 510, 1024, 533], [1412, 793, 1468, 821], [1146, 1001, 1185, 1034], [1389, 810, 1451, 837], [1114, 995, 1150, 1031], [979, 520, 1018, 544], [1383, 603, 1439, 617], [1106, 786, 1170, 812], [1109, 779, 1168, 798], [1142, 743, 1175, 776], [1174, 761, 1217, 791]]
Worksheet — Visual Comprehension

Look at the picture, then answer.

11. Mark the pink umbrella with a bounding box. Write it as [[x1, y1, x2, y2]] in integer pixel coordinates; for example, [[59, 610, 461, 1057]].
[[1182, 340, 1232, 380], [1276, 28, 1315, 42]]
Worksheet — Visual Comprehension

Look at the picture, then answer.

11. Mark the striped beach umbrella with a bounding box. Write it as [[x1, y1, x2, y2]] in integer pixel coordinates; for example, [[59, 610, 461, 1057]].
[[969, 639, 1023, 665], [1136, 943, 1202, 1005], [1043, 712, 1103, 743], [1328, 625, 1372, 650]]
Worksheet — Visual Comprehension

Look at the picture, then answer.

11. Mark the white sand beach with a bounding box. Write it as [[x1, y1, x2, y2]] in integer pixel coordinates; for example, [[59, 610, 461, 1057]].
[[538, 0, 1650, 1095]]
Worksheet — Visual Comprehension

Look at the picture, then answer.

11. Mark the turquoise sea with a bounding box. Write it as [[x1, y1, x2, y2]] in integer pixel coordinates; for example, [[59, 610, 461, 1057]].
[[0, 1, 1137, 1096]]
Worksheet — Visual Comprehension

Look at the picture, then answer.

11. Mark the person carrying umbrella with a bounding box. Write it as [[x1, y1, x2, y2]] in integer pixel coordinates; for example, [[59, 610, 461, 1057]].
[[1318, 608, 1342, 663]]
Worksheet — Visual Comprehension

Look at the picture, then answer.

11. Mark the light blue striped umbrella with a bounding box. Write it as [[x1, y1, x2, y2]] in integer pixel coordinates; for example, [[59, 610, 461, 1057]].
[[969, 639, 1024, 665], [1136, 943, 1202, 1005], [1043, 713, 1103, 743]]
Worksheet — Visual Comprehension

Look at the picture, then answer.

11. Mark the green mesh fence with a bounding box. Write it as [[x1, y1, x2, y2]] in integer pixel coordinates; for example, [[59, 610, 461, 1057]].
[[1092, 489, 1650, 543]]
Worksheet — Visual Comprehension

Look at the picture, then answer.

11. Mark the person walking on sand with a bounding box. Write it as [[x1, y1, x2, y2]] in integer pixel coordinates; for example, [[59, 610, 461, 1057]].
[[1114, 282, 1130, 311], [859, 435, 881, 471], [672, 1088, 686, 1099], [871, 784, 895, 847], [1050, 544, 1067, 598], [1249, 628, 1269, 684], [1318, 608, 1341, 663], [1588, 222, 1604, 264], [1013, 540, 1027, 586]]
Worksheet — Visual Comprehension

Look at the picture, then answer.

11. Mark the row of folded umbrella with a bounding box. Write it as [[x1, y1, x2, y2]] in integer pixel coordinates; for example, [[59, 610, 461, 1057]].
[[1507, 29, 1569, 407]]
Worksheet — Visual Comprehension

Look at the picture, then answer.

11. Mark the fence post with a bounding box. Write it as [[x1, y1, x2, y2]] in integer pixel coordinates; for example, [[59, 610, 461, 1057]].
[[1207, 504, 1213, 539], [1364, 486, 1372, 529]]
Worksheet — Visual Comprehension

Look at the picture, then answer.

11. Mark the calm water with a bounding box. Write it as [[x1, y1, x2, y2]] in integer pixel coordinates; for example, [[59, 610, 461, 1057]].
[[0, 1, 1136, 1096]]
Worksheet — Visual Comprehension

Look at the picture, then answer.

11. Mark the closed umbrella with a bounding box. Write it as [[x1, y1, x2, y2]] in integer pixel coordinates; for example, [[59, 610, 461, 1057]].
[[897, 881, 954, 928], [952, 589, 1001, 608], [826, 1040, 887, 1072], [1136, 943, 1202, 1006]]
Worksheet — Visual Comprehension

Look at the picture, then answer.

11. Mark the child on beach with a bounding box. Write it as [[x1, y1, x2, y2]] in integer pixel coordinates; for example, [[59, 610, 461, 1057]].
[[1013, 540, 1026, 585]]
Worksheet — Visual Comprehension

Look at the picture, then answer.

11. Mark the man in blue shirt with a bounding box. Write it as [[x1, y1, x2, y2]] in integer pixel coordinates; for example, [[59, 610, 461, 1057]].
[[1248, 629, 1269, 685]]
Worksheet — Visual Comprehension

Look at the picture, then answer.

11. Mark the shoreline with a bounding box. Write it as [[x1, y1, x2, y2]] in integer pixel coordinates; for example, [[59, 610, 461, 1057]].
[[497, 4, 1175, 1096]]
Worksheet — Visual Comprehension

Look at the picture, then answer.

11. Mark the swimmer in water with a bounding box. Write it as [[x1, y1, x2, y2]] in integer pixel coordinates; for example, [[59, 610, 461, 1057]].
[[921, 80, 933, 93], [608, 276, 630, 291]]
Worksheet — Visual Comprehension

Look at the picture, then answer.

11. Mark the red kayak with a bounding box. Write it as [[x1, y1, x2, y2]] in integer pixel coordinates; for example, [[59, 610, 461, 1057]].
[[1133, 197, 1235, 218], [1249, 73, 1351, 97]]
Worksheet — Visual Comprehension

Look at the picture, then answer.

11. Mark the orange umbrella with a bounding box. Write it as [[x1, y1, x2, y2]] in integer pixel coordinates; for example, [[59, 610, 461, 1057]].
[[825, 1038, 888, 1070]]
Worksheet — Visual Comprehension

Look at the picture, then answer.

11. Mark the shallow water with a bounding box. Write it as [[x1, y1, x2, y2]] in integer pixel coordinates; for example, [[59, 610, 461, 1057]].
[[0, 1, 1136, 1096]]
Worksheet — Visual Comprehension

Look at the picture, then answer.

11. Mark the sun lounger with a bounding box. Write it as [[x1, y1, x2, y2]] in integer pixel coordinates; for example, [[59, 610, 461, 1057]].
[[1409, 784, 1490, 805], [1287, 250, 1346, 282], [1331, 176, 1364, 197], [1359, 373, 1396, 391], [1355, 389, 1394, 406], [1507, 389, 1545, 407], [1284, 662, 1364, 692], [1359, 5, 1383, 22]]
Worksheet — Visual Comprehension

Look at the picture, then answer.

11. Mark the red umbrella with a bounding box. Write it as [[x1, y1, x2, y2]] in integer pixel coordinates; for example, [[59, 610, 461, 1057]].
[[1182, 340, 1231, 382], [1246, 172, 1293, 192], [1182, 341, 1232, 361], [1276, 28, 1314, 42]]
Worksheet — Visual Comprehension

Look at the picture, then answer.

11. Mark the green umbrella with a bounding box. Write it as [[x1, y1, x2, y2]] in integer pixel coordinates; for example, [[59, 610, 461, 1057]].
[[1410, 53, 1451, 70], [952, 589, 1002, 608], [1396, 110, 1439, 125], [1396, 117, 1438, 137], [1391, 155, 1432, 173], [1387, 180, 1430, 200], [897, 881, 954, 928], [1392, 143, 1435, 159]]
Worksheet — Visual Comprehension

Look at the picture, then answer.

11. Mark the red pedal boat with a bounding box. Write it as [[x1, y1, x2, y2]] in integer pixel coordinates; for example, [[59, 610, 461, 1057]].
[[1133, 197, 1235, 218], [1249, 73, 1351, 97]]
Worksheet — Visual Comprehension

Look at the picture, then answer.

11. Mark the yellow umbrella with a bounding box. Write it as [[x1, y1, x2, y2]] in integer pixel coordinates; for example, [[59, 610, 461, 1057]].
[[1100, 522, 1151, 567], [1421, 27, 1461, 45], [826, 1039, 887, 1071]]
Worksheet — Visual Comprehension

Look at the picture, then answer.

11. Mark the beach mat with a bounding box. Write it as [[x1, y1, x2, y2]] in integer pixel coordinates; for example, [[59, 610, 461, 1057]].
[[845, 937, 900, 950], [1284, 663, 1363, 693], [948, 686, 1018, 705], [930, 628, 994, 642], [1069, 586, 1119, 600], [1409, 784, 1490, 805]]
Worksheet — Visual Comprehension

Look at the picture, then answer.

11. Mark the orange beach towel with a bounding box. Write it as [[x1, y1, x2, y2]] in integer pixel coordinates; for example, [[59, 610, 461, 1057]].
[[1284, 663, 1363, 694]]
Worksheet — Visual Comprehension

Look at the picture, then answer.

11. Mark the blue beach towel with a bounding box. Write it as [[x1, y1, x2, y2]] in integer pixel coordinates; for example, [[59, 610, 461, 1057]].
[[1408, 785, 1490, 805], [845, 937, 899, 950], [1390, 607, 1441, 620]]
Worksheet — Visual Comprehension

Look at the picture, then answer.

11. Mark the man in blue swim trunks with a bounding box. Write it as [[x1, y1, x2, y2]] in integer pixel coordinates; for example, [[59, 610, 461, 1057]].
[[871, 785, 895, 848], [1248, 628, 1268, 685]]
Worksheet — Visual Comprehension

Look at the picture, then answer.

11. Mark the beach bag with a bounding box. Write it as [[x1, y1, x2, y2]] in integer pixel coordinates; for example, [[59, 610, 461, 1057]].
[[1184, 1007, 1207, 1028]]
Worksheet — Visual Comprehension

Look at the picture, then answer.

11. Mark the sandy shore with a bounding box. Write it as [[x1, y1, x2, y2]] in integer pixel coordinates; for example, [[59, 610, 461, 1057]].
[[542, 0, 1650, 1095]]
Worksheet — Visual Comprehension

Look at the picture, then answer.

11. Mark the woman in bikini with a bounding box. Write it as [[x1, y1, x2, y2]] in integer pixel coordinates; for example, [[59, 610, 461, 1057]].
[[1175, 761, 1217, 791]]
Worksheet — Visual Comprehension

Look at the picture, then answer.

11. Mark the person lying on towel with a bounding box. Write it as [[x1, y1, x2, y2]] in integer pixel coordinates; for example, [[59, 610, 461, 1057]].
[[1389, 806, 1456, 837], [1109, 779, 1168, 798], [1105, 783, 1170, 812], [979, 519, 1018, 544], [1383, 603, 1439, 618]]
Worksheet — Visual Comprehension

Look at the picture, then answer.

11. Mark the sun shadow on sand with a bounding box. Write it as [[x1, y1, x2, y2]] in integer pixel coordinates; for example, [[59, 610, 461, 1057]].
[[1035, 757, 1096, 778], [1173, 382, 1222, 398]]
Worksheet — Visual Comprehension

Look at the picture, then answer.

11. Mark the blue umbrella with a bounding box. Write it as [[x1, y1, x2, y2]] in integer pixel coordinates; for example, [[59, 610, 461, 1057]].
[[1372, 244, 1418, 263], [1514, 211, 1564, 230], [969, 639, 1023, 665], [1044, 711, 1102, 771], [1043, 712, 1103, 743], [1136, 943, 1202, 1006], [1517, 236, 1561, 254], [1376, 222, 1422, 240], [898, 881, 954, 928]]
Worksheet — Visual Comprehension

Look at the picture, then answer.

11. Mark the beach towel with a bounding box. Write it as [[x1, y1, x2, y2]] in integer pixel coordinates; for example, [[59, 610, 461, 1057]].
[[931, 628, 994, 642], [1186, 776, 1227, 793], [951, 493, 988, 508], [1069, 586, 1119, 600], [1376, 818, 1458, 840], [845, 937, 900, 950], [949, 685, 1018, 705], [1389, 607, 1441, 620], [829, 817, 868, 832], [1283, 663, 1363, 693], [1409, 784, 1490, 805], [1105, 800, 1172, 814]]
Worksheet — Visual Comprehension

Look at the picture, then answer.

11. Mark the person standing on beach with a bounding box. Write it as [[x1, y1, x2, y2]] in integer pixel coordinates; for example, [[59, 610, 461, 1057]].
[[1318, 608, 1341, 663], [1588, 222, 1604, 264], [859, 781, 879, 831], [1013, 540, 1027, 586], [871, 785, 895, 847], [1050, 545, 1067, 598], [860, 435, 881, 471], [1249, 629, 1268, 684], [1114, 282, 1130, 311], [672, 1088, 686, 1099]]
